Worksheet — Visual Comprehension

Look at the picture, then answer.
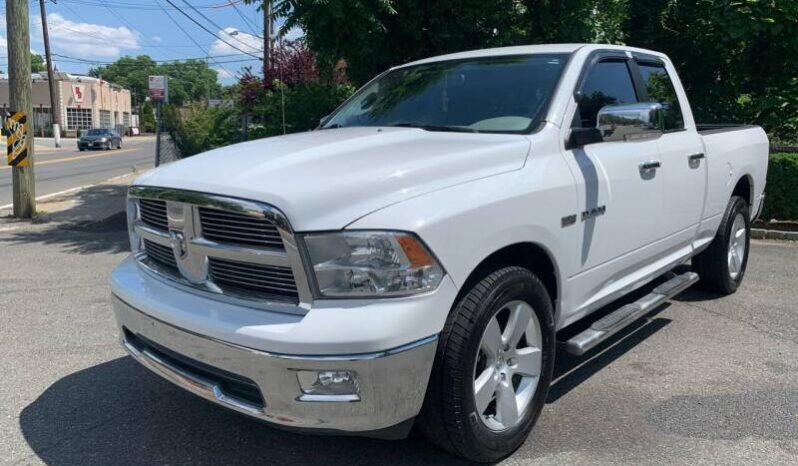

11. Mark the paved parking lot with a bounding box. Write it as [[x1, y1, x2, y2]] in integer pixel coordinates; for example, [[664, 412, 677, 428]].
[[1, 216, 796, 465]]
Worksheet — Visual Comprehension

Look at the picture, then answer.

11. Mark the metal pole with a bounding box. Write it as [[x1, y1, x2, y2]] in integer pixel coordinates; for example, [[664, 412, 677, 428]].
[[38, 0, 60, 147], [264, 1, 273, 74], [6, 0, 36, 218], [155, 101, 162, 166]]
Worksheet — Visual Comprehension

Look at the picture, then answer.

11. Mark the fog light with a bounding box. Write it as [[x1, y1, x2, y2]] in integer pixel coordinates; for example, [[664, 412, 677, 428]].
[[295, 370, 360, 402]]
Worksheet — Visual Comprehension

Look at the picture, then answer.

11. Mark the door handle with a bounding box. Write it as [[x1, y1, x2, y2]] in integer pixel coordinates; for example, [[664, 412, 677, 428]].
[[689, 152, 705, 162], [639, 160, 661, 172]]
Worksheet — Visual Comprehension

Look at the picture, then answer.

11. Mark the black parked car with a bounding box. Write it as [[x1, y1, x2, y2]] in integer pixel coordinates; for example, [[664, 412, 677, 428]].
[[78, 128, 123, 151]]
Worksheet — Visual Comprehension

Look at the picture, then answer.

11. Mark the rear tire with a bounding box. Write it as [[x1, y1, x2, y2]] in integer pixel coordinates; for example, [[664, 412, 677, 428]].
[[418, 266, 555, 463], [692, 195, 750, 294]]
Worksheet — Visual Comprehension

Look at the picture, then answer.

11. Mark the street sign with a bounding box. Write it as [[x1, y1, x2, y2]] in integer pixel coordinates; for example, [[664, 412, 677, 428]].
[[3, 111, 29, 168], [148, 75, 168, 102]]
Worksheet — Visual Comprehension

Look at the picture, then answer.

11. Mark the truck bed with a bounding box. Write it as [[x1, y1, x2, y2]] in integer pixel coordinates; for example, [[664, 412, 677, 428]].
[[696, 124, 759, 135]]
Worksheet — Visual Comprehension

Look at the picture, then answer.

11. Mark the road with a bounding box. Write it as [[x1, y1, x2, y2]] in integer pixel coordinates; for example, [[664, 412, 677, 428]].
[[0, 217, 796, 465], [0, 137, 155, 207]]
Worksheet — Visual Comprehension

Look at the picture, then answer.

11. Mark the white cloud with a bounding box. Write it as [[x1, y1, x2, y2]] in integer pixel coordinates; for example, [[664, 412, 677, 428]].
[[153, 36, 162, 42], [45, 13, 140, 57], [213, 67, 235, 80], [210, 27, 262, 56]]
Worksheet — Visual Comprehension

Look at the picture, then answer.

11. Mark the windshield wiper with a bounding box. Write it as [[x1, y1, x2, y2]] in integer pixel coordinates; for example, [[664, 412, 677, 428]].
[[389, 122, 478, 133]]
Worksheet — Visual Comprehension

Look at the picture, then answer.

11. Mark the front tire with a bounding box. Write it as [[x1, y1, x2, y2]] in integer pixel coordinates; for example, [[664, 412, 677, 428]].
[[418, 267, 555, 462], [692, 195, 751, 294]]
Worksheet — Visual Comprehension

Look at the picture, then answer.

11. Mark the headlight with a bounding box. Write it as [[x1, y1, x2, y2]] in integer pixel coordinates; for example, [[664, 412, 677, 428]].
[[100, 137, 108, 142], [303, 231, 444, 298]]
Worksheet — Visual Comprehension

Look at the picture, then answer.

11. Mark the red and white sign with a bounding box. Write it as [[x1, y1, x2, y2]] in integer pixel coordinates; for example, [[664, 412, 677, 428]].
[[72, 85, 85, 103], [148, 76, 168, 102]]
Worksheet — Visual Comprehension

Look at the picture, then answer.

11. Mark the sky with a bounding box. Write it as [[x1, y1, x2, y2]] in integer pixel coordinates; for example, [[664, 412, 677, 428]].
[[0, 0, 302, 85]]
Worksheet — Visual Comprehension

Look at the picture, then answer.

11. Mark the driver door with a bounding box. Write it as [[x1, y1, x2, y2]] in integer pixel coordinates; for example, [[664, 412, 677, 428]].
[[562, 55, 665, 315]]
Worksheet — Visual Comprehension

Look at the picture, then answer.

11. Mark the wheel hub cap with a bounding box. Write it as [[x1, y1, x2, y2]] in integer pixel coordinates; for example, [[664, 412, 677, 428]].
[[473, 300, 543, 431]]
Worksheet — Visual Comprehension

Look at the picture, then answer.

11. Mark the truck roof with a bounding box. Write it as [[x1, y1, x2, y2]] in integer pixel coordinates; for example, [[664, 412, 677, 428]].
[[397, 44, 666, 69]]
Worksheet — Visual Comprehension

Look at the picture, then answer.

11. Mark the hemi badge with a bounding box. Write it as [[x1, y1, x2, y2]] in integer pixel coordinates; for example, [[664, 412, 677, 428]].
[[561, 215, 577, 227]]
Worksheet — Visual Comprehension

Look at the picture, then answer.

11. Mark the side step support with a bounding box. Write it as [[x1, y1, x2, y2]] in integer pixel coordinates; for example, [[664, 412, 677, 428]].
[[564, 271, 699, 356]]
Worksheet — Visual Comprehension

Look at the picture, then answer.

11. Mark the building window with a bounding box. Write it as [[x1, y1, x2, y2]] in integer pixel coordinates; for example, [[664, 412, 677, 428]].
[[33, 107, 53, 137], [123, 112, 131, 128], [66, 108, 92, 130], [99, 110, 112, 128]]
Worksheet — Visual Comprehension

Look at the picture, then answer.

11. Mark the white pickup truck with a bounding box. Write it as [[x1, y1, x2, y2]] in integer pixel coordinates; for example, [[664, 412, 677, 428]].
[[112, 44, 768, 462]]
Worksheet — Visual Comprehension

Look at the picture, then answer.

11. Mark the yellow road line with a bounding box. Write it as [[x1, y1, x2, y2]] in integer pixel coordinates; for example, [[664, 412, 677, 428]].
[[0, 148, 139, 171]]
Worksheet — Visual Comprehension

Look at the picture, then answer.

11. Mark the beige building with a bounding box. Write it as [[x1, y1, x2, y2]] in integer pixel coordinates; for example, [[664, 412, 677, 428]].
[[0, 72, 132, 137]]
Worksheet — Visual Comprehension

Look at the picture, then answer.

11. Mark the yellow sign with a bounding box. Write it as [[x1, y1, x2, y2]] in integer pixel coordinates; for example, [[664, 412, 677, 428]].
[[3, 111, 28, 168]]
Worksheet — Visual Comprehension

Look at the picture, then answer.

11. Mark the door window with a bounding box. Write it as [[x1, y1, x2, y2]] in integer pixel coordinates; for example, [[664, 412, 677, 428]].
[[577, 60, 638, 128], [637, 62, 684, 131]]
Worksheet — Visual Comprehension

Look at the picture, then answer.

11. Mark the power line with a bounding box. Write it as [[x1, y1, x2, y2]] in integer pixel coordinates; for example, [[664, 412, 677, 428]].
[[51, 52, 248, 64], [181, 0, 263, 49], [163, 0, 262, 60], [154, 0, 240, 79], [55, 0, 245, 11], [227, 0, 261, 36]]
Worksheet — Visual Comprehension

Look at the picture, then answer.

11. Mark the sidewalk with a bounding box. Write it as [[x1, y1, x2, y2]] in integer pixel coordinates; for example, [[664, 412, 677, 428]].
[[0, 171, 138, 228]]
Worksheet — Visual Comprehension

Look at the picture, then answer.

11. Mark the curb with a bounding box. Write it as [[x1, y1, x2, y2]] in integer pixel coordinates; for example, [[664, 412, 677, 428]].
[[751, 228, 798, 241]]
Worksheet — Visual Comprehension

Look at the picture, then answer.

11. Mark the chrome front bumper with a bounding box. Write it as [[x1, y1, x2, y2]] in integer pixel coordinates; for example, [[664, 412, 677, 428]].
[[113, 296, 437, 436]]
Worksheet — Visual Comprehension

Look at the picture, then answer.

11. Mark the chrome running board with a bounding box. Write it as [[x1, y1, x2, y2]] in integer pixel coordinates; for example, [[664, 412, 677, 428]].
[[564, 271, 699, 356]]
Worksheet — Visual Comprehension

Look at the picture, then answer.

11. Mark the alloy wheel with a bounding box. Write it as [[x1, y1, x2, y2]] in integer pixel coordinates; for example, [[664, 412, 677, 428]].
[[473, 300, 543, 431]]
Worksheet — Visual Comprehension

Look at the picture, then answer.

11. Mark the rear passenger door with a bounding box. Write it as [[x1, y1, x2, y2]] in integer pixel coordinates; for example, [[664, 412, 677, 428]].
[[634, 56, 706, 248]]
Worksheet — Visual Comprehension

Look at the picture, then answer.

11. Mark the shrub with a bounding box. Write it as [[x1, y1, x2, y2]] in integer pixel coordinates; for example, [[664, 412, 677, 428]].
[[762, 153, 798, 221], [243, 82, 354, 139], [164, 104, 240, 157]]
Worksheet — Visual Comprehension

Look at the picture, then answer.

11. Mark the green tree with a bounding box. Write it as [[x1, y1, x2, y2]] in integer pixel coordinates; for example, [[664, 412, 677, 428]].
[[246, 0, 627, 85], [31, 54, 46, 73], [88, 56, 224, 107], [626, 0, 798, 141]]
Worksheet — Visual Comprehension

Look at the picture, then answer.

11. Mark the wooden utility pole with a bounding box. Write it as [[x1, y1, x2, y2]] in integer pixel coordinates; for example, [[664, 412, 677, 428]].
[[264, 1, 273, 73], [39, 0, 61, 148], [6, 0, 36, 218]]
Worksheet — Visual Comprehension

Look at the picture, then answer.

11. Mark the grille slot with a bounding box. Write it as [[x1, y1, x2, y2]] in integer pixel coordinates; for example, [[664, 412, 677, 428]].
[[144, 239, 177, 271], [209, 258, 298, 301], [139, 199, 169, 231], [199, 207, 284, 250], [123, 329, 264, 408]]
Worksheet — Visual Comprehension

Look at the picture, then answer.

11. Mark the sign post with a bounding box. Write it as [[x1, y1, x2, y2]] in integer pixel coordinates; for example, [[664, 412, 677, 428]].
[[148, 76, 168, 166]]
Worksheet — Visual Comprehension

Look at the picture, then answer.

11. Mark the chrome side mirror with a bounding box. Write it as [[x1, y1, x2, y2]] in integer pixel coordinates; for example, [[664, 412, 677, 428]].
[[596, 102, 664, 142]]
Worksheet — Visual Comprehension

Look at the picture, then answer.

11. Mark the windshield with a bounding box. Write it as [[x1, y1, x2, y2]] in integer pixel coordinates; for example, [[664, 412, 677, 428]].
[[87, 129, 110, 136], [323, 54, 569, 134]]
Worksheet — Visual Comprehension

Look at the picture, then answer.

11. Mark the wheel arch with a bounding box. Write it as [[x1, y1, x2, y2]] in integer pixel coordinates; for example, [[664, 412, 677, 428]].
[[732, 174, 754, 208], [455, 242, 560, 319]]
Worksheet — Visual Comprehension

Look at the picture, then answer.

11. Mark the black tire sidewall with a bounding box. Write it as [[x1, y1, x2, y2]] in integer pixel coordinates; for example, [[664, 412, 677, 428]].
[[719, 197, 751, 291], [447, 268, 555, 461]]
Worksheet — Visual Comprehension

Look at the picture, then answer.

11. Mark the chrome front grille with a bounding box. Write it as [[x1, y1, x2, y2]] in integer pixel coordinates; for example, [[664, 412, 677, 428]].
[[128, 187, 311, 311], [199, 207, 284, 249], [209, 258, 298, 300], [143, 239, 177, 270], [139, 199, 169, 230]]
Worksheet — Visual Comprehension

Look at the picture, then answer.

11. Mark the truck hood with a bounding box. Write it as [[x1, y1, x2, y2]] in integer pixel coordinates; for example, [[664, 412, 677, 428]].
[[135, 127, 530, 231]]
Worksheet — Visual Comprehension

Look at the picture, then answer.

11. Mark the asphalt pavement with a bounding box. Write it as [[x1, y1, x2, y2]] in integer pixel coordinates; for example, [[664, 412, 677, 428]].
[[0, 210, 796, 464], [0, 137, 155, 207]]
